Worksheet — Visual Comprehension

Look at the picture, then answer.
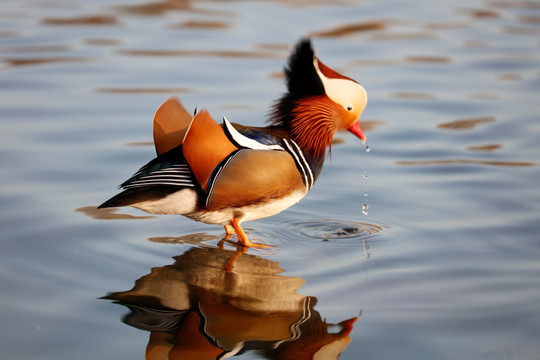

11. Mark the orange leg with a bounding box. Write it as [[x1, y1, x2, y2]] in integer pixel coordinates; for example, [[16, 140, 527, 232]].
[[230, 218, 252, 247], [224, 224, 235, 238], [220, 224, 246, 272], [217, 225, 235, 249], [229, 218, 273, 249]]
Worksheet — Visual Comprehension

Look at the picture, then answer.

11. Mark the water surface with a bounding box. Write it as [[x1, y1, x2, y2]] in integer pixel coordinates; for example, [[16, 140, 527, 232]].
[[1, 0, 540, 359]]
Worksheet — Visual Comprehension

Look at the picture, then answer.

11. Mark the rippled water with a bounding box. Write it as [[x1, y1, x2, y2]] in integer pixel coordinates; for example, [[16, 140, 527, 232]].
[[1, 0, 540, 359]]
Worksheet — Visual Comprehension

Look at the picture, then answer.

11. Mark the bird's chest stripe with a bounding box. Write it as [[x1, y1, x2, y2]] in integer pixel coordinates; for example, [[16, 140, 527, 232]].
[[282, 139, 314, 191]]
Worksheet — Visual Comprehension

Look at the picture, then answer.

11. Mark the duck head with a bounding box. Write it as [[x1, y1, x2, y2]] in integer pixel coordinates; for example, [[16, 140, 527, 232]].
[[270, 39, 368, 160]]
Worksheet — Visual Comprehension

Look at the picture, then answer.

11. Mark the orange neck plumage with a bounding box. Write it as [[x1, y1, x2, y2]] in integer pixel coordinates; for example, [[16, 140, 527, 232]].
[[289, 96, 339, 160]]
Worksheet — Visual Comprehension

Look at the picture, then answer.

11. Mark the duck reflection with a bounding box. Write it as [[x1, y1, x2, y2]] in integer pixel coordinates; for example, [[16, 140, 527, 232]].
[[104, 246, 358, 359]]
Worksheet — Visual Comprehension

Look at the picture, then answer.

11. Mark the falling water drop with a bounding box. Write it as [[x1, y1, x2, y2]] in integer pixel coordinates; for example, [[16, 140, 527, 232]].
[[365, 142, 370, 153], [363, 238, 371, 259], [362, 170, 369, 215], [362, 203, 369, 215]]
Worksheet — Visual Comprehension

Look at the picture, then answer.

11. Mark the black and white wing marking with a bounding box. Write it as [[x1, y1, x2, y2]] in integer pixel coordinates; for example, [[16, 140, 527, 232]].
[[222, 117, 284, 150], [120, 147, 197, 190]]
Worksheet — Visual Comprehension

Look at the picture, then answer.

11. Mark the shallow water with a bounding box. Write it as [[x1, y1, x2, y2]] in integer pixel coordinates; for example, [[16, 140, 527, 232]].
[[1, 0, 540, 359]]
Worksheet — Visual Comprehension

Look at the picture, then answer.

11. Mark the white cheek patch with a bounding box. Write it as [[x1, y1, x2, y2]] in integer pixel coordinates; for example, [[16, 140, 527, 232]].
[[314, 59, 367, 114]]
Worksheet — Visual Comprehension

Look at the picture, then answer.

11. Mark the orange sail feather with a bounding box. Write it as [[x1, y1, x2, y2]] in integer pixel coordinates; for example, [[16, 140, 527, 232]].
[[153, 96, 193, 155], [182, 110, 238, 191]]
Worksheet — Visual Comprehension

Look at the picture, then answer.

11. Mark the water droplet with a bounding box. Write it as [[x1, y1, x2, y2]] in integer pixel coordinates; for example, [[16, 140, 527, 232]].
[[365, 142, 370, 153], [363, 239, 371, 259], [362, 170, 369, 215], [362, 203, 369, 215]]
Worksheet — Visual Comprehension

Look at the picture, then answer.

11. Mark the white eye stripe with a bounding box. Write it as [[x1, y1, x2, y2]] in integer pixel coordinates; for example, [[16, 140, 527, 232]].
[[314, 59, 367, 113]]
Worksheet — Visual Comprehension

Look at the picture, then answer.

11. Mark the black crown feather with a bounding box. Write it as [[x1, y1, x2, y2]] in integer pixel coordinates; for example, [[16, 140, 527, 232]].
[[285, 38, 325, 99], [268, 38, 325, 128]]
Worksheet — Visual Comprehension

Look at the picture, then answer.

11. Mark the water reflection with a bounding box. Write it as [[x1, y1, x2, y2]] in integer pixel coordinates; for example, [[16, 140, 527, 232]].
[[310, 21, 386, 37], [75, 206, 155, 220], [104, 246, 358, 359], [4, 57, 88, 67], [116, 0, 213, 16], [396, 159, 535, 167], [115, 48, 282, 59], [466, 144, 502, 152], [42, 15, 118, 26], [437, 116, 495, 130]]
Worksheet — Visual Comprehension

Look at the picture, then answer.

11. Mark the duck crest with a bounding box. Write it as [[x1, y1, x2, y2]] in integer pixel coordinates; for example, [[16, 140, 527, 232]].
[[269, 39, 335, 164]]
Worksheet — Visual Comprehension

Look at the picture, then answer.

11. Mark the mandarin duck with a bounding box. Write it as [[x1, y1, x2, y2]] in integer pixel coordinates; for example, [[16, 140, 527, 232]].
[[99, 38, 368, 248]]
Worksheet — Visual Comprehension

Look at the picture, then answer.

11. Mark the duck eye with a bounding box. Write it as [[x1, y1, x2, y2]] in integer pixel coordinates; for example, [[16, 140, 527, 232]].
[[346, 105, 353, 111]]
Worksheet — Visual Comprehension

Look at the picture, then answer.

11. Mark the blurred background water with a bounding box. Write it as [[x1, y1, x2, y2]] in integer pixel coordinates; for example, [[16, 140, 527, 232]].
[[1, 0, 540, 359]]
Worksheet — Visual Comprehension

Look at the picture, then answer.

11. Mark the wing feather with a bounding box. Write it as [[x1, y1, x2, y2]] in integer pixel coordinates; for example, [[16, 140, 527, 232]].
[[153, 96, 192, 155], [119, 147, 196, 190], [182, 110, 238, 191]]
